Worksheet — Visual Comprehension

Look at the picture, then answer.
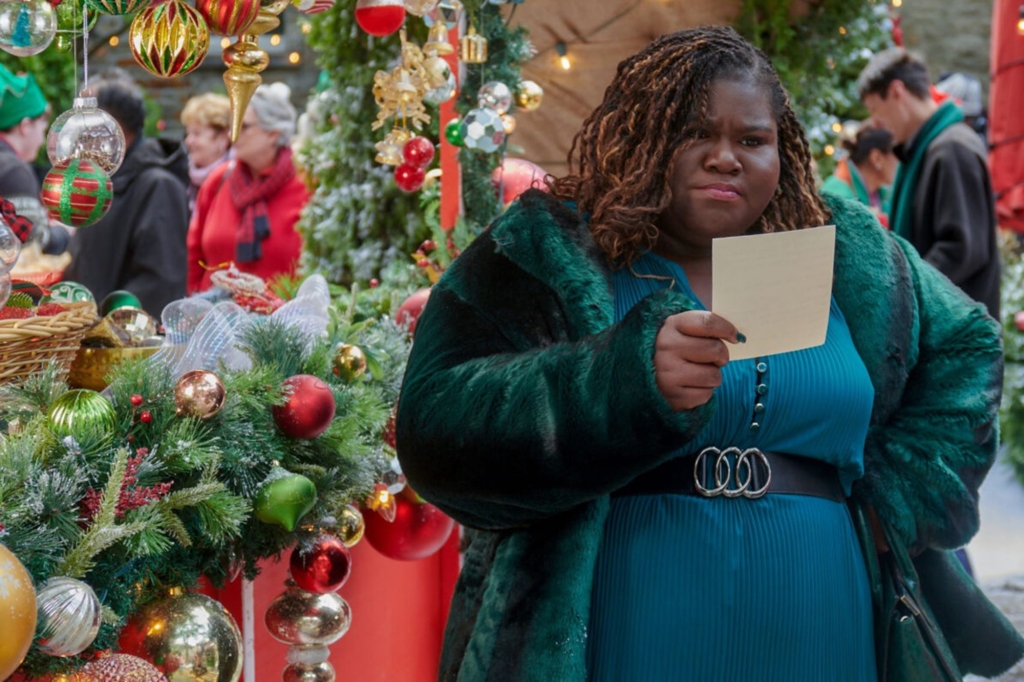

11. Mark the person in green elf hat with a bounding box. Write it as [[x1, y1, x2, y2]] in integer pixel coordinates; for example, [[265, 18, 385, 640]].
[[820, 123, 898, 227], [0, 63, 69, 254], [858, 47, 999, 320]]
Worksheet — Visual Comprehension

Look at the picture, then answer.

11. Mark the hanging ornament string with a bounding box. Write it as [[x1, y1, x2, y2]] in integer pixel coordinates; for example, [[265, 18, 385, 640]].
[[81, 4, 89, 92]]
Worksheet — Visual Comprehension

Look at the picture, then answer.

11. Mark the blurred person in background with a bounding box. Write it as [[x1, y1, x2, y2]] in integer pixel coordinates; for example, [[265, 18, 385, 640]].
[[821, 123, 898, 227], [181, 92, 232, 214], [63, 72, 189, 317], [186, 82, 309, 294]]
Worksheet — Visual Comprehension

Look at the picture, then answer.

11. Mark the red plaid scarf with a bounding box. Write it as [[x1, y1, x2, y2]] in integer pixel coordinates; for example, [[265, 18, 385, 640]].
[[229, 146, 297, 263], [1, 196, 33, 242]]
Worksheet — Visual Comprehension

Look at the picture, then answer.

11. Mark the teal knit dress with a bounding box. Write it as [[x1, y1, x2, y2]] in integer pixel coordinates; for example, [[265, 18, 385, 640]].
[[587, 252, 877, 681]]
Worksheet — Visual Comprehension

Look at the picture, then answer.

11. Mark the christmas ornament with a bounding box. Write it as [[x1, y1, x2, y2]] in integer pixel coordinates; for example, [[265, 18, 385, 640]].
[[492, 157, 548, 205], [403, 0, 437, 17], [105, 307, 158, 346], [47, 388, 118, 442], [289, 536, 352, 593], [374, 127, 411, 166], [394, 163, 426, 192], [424, 70, 456, 105], [500, 113, 516, 135], [1016, 311, 1024, 332], [0, 0, 56, 56], [40, 158, 113, 228], [174, 369, 227, 419], [0, 217, 19, 268], [444, 118, 464, 146], [291, 0, 333, 14], [372, 32, 434, 133], [36, 576, 102, 657], [364, 493, 455, 561], [220, 7, 276, 141], [478, 81, 512, 115], [76, 653, 168, 681], [0, 272, 10, 309], [129, 0, 210, 79], [48, 96, 127, 175], [332, 344, 367, 382], [395, 287, 430, 334], [272, 374, 336, 439], [461, 107, 505, 153], [265, 584, 352, 645], [54, 0, 99, 51], [423, 21, 452, 56], [459, 25, 487, 64], [516, 80, 544, 112], [46, 280, 96, 304], [0, 543, 36, 680], [85, 0, 148, 15], [336, 505, 365, 547], [402, 136, 436, 168], [423, 0, 460, 29], [354, 0, 404, 37], [282, 658, 334, 682], [99, 288, 142, 314], [195, 0, 259, 36], [255, 469, 318, 531], [119, 588, 243, 682], [422, 54, 455, 103], [364, 482, 396, 522]]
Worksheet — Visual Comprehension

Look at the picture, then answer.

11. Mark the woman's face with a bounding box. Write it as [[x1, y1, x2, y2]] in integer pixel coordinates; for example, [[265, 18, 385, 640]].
[[658, 77, 781, 248], [184, 123, 229, 169], [232, 109, 279, 169]]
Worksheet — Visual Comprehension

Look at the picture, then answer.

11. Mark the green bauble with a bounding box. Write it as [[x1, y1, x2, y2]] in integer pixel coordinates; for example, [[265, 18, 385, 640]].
[[100, 289, 142, 315], [254, 469, 318, 532], [47, 389, 117, 442], [44, 281, 95, 305], [444, 119, 464, 147]]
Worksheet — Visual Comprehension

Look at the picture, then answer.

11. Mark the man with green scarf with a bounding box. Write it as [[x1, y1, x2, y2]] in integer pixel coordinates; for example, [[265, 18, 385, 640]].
[[857, 48, 999, 320]]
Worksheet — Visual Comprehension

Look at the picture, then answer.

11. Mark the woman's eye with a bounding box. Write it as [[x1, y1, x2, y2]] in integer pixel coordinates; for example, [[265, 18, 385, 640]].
[[694, 129, 710, 140], [741, 137, 764, 147]]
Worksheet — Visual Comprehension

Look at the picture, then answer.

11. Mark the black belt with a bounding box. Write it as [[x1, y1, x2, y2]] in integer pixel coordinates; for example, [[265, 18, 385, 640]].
[[613, 448, 845, 503]]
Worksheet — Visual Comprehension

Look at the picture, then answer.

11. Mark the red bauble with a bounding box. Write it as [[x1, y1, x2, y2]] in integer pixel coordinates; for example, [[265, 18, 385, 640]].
[[402, 137, 436, 169], [491, 158, 549, 206], [289, 535, 352, 593], [363, 494, 455, 561], [394, 163, 426, 193], [1015, 311, 1024, 332], [272, 375, 336, 439], [40, 159, 113, 228], [354, 0, 405, 37], [395, 288, 431, 335]]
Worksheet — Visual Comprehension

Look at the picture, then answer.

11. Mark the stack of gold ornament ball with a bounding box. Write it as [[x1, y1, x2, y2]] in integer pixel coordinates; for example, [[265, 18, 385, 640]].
[[69, 290, 162, 391]]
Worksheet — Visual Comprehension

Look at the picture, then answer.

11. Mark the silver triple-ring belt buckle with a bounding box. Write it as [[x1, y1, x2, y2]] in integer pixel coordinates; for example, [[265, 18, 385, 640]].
[[693, 446, 772, 499]]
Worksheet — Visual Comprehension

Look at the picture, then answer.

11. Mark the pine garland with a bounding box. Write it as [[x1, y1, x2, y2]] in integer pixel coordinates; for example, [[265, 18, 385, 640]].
[[1000, 241, 1024, 485]]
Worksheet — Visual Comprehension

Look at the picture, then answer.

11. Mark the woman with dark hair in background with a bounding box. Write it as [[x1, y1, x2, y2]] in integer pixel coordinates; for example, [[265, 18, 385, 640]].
[[821, 123, 898, 226]]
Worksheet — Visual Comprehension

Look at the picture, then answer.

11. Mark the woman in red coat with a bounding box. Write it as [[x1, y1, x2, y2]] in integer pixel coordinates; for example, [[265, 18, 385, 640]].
[[186, 82, 310, 293]]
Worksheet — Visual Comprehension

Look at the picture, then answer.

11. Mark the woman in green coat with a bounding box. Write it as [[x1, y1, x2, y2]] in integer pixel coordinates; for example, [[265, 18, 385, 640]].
[[397, 26, 1017, 682], [821, 123, 898, 227]]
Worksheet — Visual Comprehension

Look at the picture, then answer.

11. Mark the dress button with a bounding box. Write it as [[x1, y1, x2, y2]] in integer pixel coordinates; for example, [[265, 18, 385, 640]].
[[756, 362, 767, 373], [757, 383, 768, 396], [754, 402, 765, 413]]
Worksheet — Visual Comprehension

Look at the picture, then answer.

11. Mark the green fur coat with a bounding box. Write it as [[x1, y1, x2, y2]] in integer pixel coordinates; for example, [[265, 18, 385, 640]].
[[396, 190, 1007, 681]]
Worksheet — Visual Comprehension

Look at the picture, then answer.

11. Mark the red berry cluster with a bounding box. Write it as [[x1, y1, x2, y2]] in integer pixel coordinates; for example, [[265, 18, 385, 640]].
[[80, 447, 174, 522]]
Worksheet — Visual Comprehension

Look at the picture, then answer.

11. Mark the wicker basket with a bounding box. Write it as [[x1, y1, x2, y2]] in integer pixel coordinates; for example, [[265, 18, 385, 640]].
[[0, 301, 98, 385], [68, 346, 160, 391]]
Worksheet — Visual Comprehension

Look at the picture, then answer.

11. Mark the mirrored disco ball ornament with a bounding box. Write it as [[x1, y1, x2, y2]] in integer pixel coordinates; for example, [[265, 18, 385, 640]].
[[477, 81, 512, 115], [461, 107, 505, 153], [48, 96, 128, 175], [0, 0, 56, 56]]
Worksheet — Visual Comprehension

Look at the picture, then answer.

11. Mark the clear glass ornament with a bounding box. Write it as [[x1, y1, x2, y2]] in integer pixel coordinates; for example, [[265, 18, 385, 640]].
[[0, 217, 20, 269], [36, 577, 102, 657], [0, 271, 11, 309], [461, 107, 506, 153], [0, 0, 56, 56], [423, 0, 461, 29], [424, 69, 456, 105], [477, 81, 513, 115], [47, 96, 127, 175], [403, 0, 438, 16]]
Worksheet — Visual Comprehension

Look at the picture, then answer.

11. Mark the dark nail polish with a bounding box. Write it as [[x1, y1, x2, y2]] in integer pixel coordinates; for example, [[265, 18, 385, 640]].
[[737, 333, 747, 344]]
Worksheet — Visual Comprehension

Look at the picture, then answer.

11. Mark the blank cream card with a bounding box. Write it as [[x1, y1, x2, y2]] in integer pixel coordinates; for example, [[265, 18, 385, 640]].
[[712, 225, 836, 361]]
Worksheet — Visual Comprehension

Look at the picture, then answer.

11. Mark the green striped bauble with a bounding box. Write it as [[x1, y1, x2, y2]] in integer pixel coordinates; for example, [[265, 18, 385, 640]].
[[84, 0, 148, 16], [129, 0, 210, 79], [40, 158, 113, 228], [47, 389, 118, 443]]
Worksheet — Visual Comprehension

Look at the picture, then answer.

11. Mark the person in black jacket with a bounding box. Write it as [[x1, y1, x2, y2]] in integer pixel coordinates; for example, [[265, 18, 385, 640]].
[[63, 73, 189, 318], [857, 48, 999, 320]]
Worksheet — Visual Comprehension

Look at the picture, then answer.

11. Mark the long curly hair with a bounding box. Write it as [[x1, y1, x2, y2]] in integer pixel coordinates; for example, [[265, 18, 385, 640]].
[[549, 26, 829, 265]]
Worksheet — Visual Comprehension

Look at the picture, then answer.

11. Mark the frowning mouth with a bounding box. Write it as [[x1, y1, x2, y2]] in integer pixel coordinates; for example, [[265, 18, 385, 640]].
[[696, 183, 741, 200]]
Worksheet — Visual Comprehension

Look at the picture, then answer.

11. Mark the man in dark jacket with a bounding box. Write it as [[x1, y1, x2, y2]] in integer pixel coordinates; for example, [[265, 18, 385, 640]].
[[857, 48, 999, 320], [64, 73, 189, 318]]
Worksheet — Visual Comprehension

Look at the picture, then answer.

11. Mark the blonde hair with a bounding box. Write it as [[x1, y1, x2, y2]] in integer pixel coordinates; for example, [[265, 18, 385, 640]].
[[180, 93, 231, 132]]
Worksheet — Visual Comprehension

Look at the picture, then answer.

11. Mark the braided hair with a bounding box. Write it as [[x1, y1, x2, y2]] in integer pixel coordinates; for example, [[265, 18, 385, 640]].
[[550, 26, 829, 265]]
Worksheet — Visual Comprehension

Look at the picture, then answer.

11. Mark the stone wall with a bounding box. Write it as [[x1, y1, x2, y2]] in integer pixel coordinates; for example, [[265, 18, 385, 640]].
[[899, 0, 993, 97]]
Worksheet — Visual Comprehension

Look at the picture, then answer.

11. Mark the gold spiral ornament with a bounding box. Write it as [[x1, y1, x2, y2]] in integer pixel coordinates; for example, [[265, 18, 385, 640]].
[[129, 0, 210, 78]]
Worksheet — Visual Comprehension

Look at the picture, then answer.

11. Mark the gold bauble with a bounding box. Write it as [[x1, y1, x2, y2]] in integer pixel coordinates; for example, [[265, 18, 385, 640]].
[[74, 653, 168, 681], [175, 370, 227, 419], [332, 344, 367, 382], [501, 113, 517, 135], [118, 589, 243, 682], [0, 544, 37, 681], [336, 504, 365, 547], [265, 586, 351, 646], [283, 661, 335, 682], [515, 80, 544, 112]]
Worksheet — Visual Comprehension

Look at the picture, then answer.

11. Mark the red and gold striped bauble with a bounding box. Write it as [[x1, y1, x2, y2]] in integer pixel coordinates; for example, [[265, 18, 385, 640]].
[[194, 0, 259, 36], [129, 0, 209, 78], [40, 159, 113, 228]]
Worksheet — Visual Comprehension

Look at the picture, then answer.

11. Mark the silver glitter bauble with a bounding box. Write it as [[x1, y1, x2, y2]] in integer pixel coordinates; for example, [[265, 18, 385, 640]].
[[477, 81, 513, 115], [36, 577, 102, 657]]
